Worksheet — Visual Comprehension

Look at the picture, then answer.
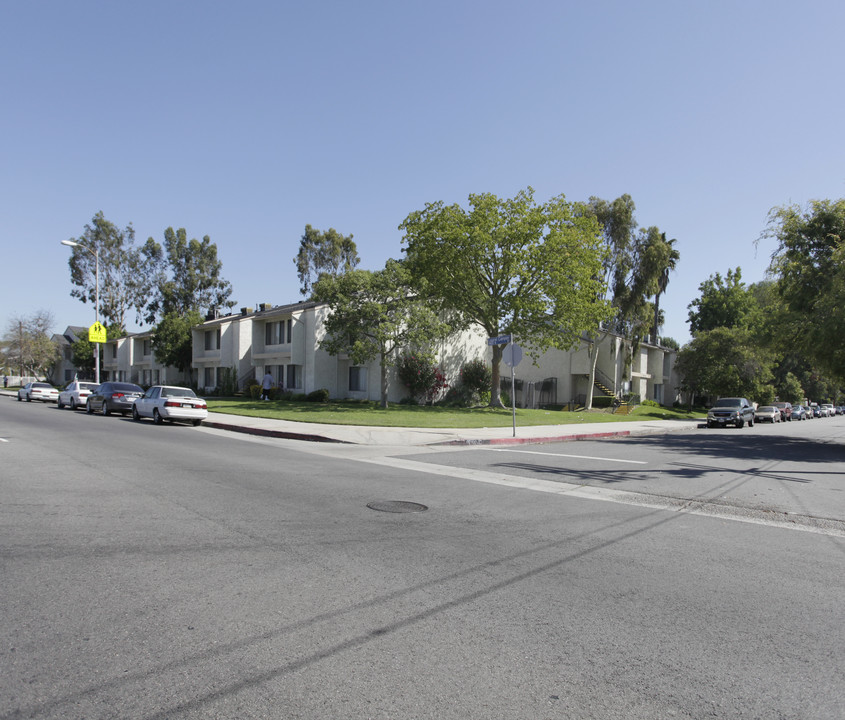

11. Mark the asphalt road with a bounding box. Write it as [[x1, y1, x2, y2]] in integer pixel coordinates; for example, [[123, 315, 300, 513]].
[[1, 399, 843, 719]]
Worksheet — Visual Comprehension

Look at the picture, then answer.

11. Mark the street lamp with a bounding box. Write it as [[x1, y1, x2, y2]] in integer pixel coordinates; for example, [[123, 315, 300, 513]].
[[61, 239, 100, 384]]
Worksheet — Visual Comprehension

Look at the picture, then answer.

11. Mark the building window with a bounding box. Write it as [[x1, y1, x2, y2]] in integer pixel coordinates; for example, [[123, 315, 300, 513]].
[[265, 321, 283, 346], [204, 366, 216, 389], [112, 344, 117, 359], [143, 339, 151, 356], [286, 364, 302, 390], [286, 318, 293, 343], [204, 329, 220, 351], [349, 366, 366, 392], [153, 370, 160, 385]]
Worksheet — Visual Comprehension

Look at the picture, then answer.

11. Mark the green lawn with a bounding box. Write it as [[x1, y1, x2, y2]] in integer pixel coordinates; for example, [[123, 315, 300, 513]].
[[206, 398, 704, 428]]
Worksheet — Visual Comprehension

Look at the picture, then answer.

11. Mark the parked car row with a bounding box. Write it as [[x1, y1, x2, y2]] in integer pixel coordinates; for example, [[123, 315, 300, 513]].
[[15, 380, 208, 426], [708, 397, 843, 428]]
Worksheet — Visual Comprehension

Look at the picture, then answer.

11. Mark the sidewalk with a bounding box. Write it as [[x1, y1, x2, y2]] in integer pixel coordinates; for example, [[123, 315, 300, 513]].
[[203, 411, 704, 446]]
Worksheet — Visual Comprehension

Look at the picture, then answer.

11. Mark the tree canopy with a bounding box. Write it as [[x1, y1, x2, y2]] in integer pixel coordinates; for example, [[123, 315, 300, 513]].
[[66, 212, 139, 333], [313, 259, 451, 408], [687, 267, 753, 335], [295, 224, 360, 298], [400, 188, 612, 406], [2, 311, 58, 378]]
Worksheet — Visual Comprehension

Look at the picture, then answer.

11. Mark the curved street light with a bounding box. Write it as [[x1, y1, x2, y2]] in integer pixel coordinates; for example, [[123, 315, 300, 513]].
[[61, 239, 100, 384]]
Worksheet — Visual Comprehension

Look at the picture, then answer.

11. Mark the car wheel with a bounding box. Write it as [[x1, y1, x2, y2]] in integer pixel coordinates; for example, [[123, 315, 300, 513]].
[[192, 419, 202, 427], [153, 409, 163, 425], [69, 398, 76, 410], [26, 394, 32, 402], [132, 405, 141, 421], [86, 401, 93, 414], [57, 399, 65, 409], [101, 401, 110, 416], [17, 394, 22, 402], [748, 417, 754, 427], [736, 419, 744, 428]]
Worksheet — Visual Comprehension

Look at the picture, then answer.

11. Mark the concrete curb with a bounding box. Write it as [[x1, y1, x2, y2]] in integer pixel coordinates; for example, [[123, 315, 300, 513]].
[[203, 419, 351, 444], [432, 430, 633, 446]]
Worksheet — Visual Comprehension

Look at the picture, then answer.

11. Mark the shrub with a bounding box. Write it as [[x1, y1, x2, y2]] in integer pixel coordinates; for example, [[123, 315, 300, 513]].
[[397, 353, 448, 404], [460, 359, 492, 397], [641, 399, 660, 407], [306, 388, 330, 403]]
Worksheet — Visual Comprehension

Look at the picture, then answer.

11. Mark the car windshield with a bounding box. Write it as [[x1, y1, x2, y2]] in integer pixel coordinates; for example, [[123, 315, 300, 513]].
[[33, 383, 52, 389], [80, 383, 98, 391], [718, 398, 742, 407], [758, 406, 775, 412], [160, 387, 196, 398]]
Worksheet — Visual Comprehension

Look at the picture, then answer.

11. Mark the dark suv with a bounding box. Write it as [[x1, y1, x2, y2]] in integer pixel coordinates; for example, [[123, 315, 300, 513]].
[[707, 397, 756, 428], [86, 381, 144, 416]]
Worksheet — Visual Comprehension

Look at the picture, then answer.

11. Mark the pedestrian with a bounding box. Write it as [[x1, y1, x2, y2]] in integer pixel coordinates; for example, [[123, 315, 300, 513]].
[[261, 371, 274, 401], [3, 375, 7, 388]]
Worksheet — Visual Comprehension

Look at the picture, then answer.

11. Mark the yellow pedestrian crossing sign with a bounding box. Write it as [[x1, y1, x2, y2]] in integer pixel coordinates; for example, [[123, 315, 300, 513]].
[[88, 322, 107, 344]]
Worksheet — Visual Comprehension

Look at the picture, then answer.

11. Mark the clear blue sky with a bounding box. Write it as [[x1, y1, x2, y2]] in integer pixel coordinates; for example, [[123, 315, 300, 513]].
[[3, 0, 844, 346]]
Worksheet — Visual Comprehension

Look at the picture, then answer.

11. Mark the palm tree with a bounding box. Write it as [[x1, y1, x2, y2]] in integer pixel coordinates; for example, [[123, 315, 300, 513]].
[[652, 233, 679, 343]]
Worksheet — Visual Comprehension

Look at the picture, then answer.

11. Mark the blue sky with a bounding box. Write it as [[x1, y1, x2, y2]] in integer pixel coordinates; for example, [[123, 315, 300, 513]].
[[3, 0, 844, 346]]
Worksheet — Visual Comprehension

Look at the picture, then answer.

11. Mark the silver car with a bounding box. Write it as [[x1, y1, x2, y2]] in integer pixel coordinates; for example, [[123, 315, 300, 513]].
[[86, 381, 144, 416], [17, 382, 59, 403]]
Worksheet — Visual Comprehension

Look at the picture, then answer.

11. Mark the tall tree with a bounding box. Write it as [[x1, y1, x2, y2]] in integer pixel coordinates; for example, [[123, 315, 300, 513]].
[[687, 268, 754, 335], [66, 212, 139, 333], [400, 188, 612, 407], [313, 259, 451, 408], [138, 227, 235, 323], [3, 311, 58, 378], [151, 310, 204, 385], [295, 224, 360, 297], [765, 198, 845, 379]]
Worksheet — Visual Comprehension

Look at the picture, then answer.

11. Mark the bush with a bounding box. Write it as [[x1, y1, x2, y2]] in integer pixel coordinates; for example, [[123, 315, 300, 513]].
[[591, 396, 614, 408], [305, 388, 330, 403], [641, 399, 660, 408], [460, 359, 492, 397], [397, 353, 448, 404]]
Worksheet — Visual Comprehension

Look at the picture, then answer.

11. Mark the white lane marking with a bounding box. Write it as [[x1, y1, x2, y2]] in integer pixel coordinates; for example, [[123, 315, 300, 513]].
[[355, 455, 845, 537], [479, 447, 647, 464], [0, 438, 9, 443]]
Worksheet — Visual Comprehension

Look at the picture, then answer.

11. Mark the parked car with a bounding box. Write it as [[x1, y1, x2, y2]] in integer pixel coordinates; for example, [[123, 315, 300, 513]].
[[791, 405, 807, 421], [821, 403, 836, 417], [17, 382, 59, 403], [772, 402, 793, 422], [754, 406, 781, 423], [810, 403, 822, 418], [57, 380, 99, 410], [86, 381, 144, 416], [132, 385, 208, 426], [707, 397, 756, 428]]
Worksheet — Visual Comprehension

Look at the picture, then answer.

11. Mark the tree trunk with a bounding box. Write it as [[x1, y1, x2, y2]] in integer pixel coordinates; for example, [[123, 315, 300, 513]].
[[380, 360, 389, 409], [489, 345, 506, 408]]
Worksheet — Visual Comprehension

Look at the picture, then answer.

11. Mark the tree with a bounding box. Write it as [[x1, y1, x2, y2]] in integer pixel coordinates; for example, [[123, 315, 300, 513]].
[[765, 199, 845, 379], [313, 259, 452, 408], [675, 327, 774, 403], [151, 311, 203, 385], [3, 311, 59, 378], [137, 227, 235, 324], [400, 188, 612, 407], [66, 212, 140, 333], [687, 268, 754, 335], [295, 224, 360, 297], [71, 337, 97, 378]]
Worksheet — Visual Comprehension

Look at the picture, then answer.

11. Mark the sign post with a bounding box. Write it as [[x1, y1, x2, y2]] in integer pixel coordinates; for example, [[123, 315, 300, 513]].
[[502, 342, 523, 437]]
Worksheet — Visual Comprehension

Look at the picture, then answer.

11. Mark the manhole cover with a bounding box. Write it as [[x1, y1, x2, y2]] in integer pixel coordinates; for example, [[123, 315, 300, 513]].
[[366, 500, 429, 513]]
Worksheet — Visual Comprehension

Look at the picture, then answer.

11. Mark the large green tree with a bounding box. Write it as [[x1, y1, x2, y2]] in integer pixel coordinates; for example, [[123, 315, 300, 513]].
[[151, 310, 203, 385], [66, 212, 140, 333], [295, 224, 360, 298], [400, 188, 612, 407], [687, 267, 754, 335], [138, 227, 235, 323], [675, 327, 774, 403], [313, 259, 451, 409], [766, 198, 845, 378]]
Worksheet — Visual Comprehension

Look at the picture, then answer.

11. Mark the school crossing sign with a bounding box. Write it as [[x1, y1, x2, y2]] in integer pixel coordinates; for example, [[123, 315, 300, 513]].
[[88, 321, 107, 344]]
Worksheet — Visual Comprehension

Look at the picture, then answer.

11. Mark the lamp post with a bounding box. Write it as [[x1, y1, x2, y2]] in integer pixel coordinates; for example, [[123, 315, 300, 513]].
[[61, 239, 100, 384]]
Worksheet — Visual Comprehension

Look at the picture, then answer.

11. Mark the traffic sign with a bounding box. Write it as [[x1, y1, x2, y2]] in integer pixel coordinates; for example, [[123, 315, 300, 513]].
[[502, 343, 523, 367], [88, 321, 107, 344], [487, 334, 512, 346]]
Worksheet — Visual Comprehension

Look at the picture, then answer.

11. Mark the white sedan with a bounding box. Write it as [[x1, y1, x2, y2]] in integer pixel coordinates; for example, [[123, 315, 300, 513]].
[[17, 382, 59, 403], [57, 380, 99, 410], [132, 385, 208, 426]]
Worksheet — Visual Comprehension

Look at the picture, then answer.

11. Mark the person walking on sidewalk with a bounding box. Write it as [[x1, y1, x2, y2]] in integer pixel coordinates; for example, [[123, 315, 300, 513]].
[[261, 371, 274, 401]]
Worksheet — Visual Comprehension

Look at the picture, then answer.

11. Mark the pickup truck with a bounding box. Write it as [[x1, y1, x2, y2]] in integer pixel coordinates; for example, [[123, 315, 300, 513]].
[[707, 397, 756, 428]]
